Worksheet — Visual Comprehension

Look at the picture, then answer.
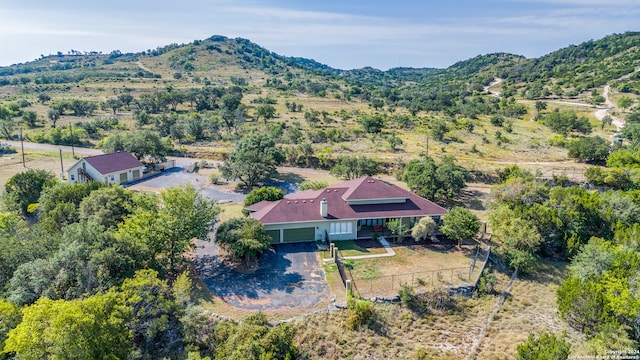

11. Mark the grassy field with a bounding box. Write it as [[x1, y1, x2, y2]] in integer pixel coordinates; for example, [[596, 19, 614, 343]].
[[0, 149, 76, 186]]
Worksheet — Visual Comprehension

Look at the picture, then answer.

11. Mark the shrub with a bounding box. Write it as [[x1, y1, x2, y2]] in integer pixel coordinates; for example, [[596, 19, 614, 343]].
[[346, 298, 376, 330], [398, 283, 415, 306], [208, 173, 219, 185], [548, 135, 567, 148], [477, 269, 497, 295]]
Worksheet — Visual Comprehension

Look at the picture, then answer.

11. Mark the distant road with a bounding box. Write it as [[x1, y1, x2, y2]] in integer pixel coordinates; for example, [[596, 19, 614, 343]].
[[4, 141, 103, 156]]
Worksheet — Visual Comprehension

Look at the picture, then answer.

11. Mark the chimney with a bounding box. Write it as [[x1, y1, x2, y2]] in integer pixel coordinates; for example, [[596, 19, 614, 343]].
[[320, 198, 328, 217]]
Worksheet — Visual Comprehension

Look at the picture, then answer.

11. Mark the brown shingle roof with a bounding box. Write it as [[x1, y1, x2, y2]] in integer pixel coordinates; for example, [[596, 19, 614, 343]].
[[84, 152, 142, 175], [250, 176, 447, 225]]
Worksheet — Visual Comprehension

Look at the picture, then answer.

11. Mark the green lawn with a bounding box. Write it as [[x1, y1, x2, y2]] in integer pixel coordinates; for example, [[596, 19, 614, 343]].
[[321, 240, 388, 258]]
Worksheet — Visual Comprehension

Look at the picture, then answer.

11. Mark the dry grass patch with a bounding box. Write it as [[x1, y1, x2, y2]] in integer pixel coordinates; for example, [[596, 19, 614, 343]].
[[474, 260, 588, 359], [0, 150, 77, 187], [294, 296, 494, 359]]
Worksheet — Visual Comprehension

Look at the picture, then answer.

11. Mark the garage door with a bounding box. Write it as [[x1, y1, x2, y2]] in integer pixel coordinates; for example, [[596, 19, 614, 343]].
[[283, 227, 315, 243], [132, 170, 140, 180], [266, 230, 280, 244], [119, 172, 128, 183]]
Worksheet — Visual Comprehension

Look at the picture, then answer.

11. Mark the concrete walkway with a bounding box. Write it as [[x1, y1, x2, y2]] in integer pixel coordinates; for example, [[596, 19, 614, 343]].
[[323, 237, 396, 262]]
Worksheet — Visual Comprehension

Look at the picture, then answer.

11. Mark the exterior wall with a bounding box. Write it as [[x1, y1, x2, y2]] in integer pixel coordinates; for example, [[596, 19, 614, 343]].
[[263, 219, 358, 243], [66, 160, 104, 184], [66, 161, 143, 185], [102, 167, 144, 185]]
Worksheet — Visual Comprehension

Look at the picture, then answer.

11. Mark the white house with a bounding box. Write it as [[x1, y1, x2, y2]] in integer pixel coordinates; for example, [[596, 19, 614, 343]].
[[246, 176, 448, 244], [66, 152, 144, 185]]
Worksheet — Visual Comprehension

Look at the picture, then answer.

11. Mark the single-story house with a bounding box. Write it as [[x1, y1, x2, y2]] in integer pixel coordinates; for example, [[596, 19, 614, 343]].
[[66, 151, 144, 185], [247, 176, 448, 244]]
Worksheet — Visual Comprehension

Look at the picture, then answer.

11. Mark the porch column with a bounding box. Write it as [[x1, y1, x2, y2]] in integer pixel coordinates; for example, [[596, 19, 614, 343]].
[[279, 228, 284, 244], [355, 220, 358, 239]]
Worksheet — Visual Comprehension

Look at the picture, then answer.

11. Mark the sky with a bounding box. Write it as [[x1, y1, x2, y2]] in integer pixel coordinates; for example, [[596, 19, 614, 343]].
[[0, 0, 638, 70]]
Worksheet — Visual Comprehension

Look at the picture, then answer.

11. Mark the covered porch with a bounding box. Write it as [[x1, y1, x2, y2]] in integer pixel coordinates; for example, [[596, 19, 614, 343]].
[[355, 216, 441, 240]]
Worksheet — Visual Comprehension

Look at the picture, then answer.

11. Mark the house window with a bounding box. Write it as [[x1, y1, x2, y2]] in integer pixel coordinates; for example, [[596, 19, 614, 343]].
[[330, 222, 353, 235], [70, 174, 75, 181]]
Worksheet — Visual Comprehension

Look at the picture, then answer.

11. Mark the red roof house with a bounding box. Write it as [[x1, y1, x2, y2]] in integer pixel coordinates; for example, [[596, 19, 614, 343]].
[[247, 176, 447, 244]]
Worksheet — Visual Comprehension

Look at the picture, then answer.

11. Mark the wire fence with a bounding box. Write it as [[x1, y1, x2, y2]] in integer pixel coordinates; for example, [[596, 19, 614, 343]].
[[335, 245, 490, 298]]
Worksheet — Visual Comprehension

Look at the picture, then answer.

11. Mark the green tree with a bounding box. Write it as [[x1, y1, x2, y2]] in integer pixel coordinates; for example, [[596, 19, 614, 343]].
[[557, 277, 606, 335], [244, 186, 284, 207], [0, 300, 22, 355], [411, 216, 437, 242], [47, 108, 61, 128], [213, 313, 299, 360], [21, 110, 37, 128], [567, 136, 610, 162], [3, 169, 56, 216], [78, 185, 135, 229], [359, 114, 385, 133], [254, 104, 276, 125], [3, 293, 132, 359], [220, 133, 285, 186], [120, 269, 184, 359], [101, 129, 173, 162], [401, 156, 467, 201], [490, 207, 542, 273], [215, 217, 272, 263], [329, 155, 379, 180], [435, 156, 468, 200], [37, 181, 104, 233], [440, 207, 480, 248], [156, 185, 220, 274], [543, 110, 592, 136], [534, 100, 547, 119], [617, 96, 634, 111], [101, 98, 123, 114], [387, 218, 409, 243], [430, 118, 448, 141], [298, 180, 329, 190], [516, 332, 570, 360]]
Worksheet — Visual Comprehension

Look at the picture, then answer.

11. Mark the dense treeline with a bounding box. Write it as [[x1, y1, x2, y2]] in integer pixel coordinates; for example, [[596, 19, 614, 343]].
[[486, 167, 640, 351], [0, 169, 298, 359]]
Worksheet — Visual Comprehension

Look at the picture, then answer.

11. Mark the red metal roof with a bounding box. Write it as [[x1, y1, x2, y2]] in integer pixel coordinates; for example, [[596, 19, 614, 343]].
[[84, 152, 142, 175], [250, 176, 447, 225]]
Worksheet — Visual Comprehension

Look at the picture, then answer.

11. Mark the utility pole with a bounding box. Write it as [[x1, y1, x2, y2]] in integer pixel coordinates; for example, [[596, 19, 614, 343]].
[[426, 136, 429, 158], [69, 123, 75, 158], [59, 149, 64, 174], [20, 127, 25, 167]]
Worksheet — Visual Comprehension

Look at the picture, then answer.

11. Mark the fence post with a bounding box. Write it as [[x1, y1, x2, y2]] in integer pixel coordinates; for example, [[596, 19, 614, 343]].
[[391, 275, 394, 290], [346, 280, 352, 297], [329, 243, 335, 261]]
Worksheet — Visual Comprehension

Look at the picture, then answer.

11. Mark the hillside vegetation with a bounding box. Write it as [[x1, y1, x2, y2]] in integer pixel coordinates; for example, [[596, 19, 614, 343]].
[[1, 31, 640, 359]]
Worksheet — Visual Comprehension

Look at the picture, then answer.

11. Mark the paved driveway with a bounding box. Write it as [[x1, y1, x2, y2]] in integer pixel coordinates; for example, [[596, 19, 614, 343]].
[[129, 168, 246, 202], [195, 241, 331, 310]]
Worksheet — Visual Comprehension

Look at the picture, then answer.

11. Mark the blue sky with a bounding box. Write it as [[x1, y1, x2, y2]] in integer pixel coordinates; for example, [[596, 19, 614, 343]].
[[0, 0, 638, 70]]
